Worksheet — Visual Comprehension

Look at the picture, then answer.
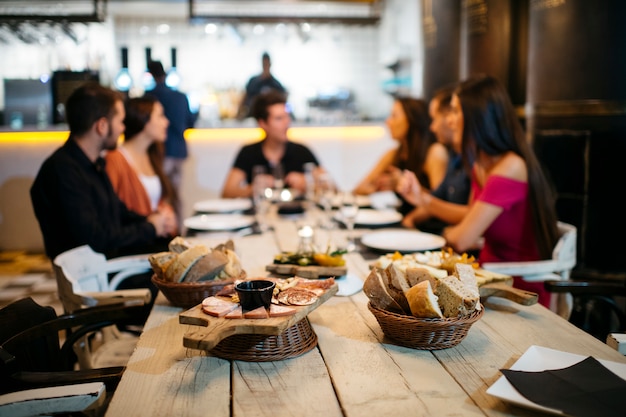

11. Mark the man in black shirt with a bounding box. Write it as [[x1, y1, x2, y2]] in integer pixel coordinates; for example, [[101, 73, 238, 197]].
[[222, 90, 322, 199], [30, 82, 175, 261]]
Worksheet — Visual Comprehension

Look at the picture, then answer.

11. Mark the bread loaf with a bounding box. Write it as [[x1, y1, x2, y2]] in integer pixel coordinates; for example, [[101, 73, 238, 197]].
[[220, 249, 244, 279], [436, 276, 479, 318], [405, 280, 443, 318], [165, 244, 210, 282], [363, 268, 404, 313]]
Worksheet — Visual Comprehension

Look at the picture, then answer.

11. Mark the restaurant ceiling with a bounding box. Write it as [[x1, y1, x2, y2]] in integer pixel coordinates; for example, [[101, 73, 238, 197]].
[[0, 0, 382, 25]]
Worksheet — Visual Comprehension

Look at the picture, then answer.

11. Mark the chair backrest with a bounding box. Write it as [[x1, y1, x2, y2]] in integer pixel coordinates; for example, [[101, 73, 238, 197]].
[[53, 245, 152, 314], [553, 221, 577, 275], [480, 221, 578, 280]]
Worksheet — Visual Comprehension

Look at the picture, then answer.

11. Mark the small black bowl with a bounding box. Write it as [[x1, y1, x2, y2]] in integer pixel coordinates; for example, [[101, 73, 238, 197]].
[[235, 280, 276, 311]]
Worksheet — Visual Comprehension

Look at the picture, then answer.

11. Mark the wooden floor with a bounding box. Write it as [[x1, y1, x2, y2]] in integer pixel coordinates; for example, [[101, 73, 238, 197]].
[[0, 251, 63, 315]]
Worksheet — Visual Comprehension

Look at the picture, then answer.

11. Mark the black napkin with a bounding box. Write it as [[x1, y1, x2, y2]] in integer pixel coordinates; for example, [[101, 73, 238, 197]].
[[501, 356, 626, 417]]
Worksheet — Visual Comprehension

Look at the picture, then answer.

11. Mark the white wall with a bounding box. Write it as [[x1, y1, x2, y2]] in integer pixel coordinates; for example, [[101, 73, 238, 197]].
[[0, 1, 424, 124]]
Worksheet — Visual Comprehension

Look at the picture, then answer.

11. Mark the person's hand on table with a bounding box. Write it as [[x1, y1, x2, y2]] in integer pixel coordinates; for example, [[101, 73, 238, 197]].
[[284, 171, 307, 193]]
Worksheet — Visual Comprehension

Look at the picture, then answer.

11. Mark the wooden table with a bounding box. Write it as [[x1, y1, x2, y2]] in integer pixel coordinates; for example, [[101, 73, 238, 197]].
[[105, 215, 626, 417]]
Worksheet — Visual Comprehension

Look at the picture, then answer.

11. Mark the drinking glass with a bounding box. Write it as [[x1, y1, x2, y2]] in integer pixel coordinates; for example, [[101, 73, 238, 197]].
[[339, 191, 359, 251], [252, 166, 273, 233], [316, 173, 336, 230]]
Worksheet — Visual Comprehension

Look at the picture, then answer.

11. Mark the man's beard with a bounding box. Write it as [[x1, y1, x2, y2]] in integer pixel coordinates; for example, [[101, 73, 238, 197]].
[[102, 120, 119, 151]]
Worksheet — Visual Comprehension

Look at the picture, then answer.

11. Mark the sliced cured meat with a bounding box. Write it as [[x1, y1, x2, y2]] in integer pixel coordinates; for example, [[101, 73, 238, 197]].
[[224, 306, 243, 319], [277, 287, 318, 306], [201, 296, 239, 317], [269, 304, 297, 317], [243, 306, 269, 319], [295, 277, 335, 291], [215, 284, 236, 297]]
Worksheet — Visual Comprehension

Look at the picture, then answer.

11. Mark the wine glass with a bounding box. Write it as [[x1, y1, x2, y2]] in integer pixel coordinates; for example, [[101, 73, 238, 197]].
[[316, 173, 336, 230], [252, 166, 273, 233], [339, 191, 359, 251]]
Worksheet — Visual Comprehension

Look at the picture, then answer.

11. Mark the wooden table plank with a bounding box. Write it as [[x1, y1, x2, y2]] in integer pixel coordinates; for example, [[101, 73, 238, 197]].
[[233, 351, 343, 417], [311, 294, 485, 417], [106, 297, 231, 417]]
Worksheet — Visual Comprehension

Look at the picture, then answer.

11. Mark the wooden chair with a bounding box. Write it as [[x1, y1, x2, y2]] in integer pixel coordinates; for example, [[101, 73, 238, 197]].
[[52, 245, 153, 370], [481, 221, 577, 316], [0, 297, 146, 416]]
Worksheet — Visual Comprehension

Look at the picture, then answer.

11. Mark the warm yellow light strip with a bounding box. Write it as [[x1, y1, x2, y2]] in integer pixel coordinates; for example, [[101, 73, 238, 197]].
[[1, 125, 386, 144], [186, 125, 386, 142], [0, 131, 68, 144]]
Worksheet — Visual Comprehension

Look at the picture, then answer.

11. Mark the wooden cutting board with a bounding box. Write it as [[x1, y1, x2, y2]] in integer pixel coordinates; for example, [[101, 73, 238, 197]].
[[265, 264, 347, 279], [180, 283, 338, 351], [479, 280, 537, 306]]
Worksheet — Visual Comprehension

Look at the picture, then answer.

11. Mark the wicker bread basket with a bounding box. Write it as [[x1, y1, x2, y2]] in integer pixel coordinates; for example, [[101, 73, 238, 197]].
[[368, 302, 484, 350], [152, 273, 244, 309]]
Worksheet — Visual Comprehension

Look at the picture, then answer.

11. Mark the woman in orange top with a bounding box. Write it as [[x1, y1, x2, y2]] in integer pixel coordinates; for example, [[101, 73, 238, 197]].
[[105, 95, 178, 236]]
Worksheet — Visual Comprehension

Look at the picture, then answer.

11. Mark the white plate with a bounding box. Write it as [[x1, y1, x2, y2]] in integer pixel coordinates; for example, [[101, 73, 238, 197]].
[[328, 194, 371, 208], [360, 229, 446, 252], [486, 345, 626, 416], [184, 214, 255, 231], [335, 209, 402, 226], [335, 273, 364, 297], [368, 191, 401, 209], [193, 198, 252, 213]]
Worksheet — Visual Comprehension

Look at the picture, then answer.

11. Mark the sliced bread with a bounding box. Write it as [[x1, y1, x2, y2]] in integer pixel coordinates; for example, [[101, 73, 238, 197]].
[[436, 276, 479, 318], [168, 236, 193, 254], [363, 268, 404, 313], [183, 250, 229, 282], [383, 262, 412, 314], [149, 251, 177, 281], [405, 280, 443, 318], [454, 263, 480, 299], [165, 244, 210, 282]]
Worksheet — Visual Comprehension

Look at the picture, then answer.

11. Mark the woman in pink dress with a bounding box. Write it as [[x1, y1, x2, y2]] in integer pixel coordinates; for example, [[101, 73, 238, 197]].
[[399, 75, 559, 307]]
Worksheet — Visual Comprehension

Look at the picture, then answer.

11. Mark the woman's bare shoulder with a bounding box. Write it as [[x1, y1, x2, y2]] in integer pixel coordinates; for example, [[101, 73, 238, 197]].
[[491, 152, 527, 181]]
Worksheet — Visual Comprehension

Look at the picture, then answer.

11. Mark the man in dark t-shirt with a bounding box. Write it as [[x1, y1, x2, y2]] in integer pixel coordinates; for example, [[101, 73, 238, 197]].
[[222, 90, 322, 198]]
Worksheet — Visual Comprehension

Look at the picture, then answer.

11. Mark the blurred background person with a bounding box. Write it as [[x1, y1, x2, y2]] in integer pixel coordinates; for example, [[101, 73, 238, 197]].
[[105, 95, 178, 236], [30, 83, 172, 262], [400, 84, 471, 234], [237, 52, 287, 120], [146, 60, 197, 222], [222, 90, 322, 198], [441, 74, 559, 308], [353, 96, 448, 216]]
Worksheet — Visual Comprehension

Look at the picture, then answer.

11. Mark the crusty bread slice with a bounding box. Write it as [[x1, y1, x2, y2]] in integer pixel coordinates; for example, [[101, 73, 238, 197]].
[[149, 251, 177, 280], [168, 236, 194, 254], [383, 262, 412, 314], [405, 267, 440, 289], [405, 280, 443, 318], [183, 250, 229, 282], [454, 263, 480, 300], [165, 244, 210, 283], [220, 249, 244, 279], [363, 268, 404, 313], [436, 276, 479, 318]]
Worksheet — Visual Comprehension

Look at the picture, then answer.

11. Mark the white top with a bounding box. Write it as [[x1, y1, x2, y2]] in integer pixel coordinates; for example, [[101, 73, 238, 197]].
[[119, 146, 161, 211]]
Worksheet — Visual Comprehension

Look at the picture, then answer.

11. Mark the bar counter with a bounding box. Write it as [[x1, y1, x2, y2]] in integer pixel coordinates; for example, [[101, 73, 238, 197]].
[[104, 217, 626, 417]]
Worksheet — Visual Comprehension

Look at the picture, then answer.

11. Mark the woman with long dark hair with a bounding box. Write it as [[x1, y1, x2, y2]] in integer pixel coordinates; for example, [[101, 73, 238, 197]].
[[105, 95, 178, 235], [442, 75, 559, 306], [354, 97, 448, 215]]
